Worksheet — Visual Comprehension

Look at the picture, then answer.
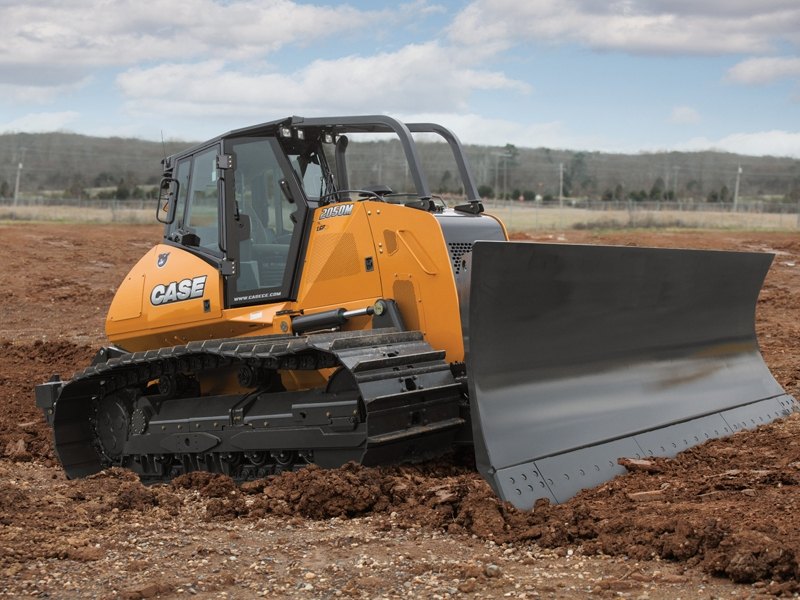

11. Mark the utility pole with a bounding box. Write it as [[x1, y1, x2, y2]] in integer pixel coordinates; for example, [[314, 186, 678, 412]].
[[494, 153, 499, 201], [492, 151, 512, 202], [673, 166, 680, 201], [558, 162, 564, 208], [733, 165, 742, 210], [13, 147, 27, 206], [503, 155, 508, 204]]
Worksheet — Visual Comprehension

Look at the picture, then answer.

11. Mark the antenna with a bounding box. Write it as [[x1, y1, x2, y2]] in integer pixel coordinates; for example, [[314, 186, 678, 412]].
[[161, 130, 167, 164]]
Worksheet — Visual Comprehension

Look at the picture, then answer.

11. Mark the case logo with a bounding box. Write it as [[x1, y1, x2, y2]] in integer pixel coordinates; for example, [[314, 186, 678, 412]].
[[319, 204, 353, 220], [156, 252, 170, 268], [150, 275, 207, 306]]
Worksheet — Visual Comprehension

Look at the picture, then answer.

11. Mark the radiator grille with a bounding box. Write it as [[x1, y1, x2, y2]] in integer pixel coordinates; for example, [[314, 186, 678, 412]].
[[448, 242, 473, 275]]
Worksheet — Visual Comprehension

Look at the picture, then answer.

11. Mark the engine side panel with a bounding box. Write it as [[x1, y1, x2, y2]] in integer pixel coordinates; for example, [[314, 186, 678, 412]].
[[294, 201, 383, 316], [366, 203, 467, 363]]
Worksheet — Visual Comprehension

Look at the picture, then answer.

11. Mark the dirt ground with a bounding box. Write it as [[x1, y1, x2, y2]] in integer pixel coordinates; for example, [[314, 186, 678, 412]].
[[1, 223, 800, 599]]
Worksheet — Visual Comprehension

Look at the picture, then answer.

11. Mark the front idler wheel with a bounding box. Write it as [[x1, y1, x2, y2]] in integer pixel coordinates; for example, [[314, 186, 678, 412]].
[[94, 390, 135, 464]]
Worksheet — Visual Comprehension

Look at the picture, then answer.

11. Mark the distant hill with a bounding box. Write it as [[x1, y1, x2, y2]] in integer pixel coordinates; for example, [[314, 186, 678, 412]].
[[0, 132, 192, 198], [1, 131, 799, 202]]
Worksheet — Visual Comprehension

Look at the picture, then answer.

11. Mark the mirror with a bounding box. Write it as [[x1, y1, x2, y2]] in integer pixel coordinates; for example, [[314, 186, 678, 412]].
[[156, 177, 179, 224]]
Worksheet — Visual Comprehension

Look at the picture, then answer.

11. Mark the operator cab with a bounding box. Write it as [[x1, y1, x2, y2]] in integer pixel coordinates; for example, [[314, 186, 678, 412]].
[[156, 115, 489, 310]]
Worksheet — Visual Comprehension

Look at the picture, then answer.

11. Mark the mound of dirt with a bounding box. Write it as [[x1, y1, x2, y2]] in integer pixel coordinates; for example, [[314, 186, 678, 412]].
[[525, 415, 800, 594], [0, 339, 96, 463], [0, 466, 181, 566], [167, 410, 800, 593]]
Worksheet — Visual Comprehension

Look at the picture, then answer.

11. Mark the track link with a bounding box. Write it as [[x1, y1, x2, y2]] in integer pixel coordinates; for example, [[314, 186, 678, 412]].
[[36, 329, 464, 482]]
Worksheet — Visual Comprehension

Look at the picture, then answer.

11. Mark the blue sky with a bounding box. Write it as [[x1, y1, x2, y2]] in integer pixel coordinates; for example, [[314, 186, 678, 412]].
[[1, 0, 799, 156]]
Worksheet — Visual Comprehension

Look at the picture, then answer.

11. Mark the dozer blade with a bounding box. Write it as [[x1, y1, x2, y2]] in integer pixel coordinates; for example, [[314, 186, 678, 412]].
[[467, 241, 796, 510]]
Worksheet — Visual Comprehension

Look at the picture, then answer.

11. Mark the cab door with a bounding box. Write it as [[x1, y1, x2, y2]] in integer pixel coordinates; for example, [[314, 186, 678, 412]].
[[222, 136, 309, 307]]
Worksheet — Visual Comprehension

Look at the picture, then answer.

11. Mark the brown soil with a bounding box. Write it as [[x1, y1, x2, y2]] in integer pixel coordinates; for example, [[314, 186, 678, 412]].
[[1, 223, 799, 598]]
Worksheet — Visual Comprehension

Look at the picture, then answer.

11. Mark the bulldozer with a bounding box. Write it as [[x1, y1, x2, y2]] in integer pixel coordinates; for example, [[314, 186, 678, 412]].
[[36, 115, 796, 510]]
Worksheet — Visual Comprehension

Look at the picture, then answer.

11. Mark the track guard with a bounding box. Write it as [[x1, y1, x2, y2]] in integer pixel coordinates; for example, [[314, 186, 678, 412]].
[[467, 241, 797, 510]]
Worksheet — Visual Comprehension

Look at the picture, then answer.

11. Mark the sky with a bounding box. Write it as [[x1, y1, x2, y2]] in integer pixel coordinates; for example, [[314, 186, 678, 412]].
[[1, 0, 800, 157]]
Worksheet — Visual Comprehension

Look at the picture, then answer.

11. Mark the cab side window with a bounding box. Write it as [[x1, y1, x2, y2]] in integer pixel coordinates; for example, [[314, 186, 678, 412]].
[[168, 158, 191, 234], [183, 147, 220, 253]]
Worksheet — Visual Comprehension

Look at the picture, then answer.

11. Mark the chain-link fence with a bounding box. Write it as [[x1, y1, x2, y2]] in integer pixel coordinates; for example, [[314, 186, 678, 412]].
[[2, 196, 799, 230], [0, 198, 154, 223]]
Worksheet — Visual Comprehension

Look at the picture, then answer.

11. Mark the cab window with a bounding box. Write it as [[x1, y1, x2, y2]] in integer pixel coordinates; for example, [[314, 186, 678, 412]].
[[183, 147, 220, 254], [287, 152, 325, 200]]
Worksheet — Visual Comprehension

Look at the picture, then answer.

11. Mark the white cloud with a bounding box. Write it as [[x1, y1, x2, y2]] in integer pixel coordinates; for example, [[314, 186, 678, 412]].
[[643, 0, 799, 18], [116, 44, 529, 118], [670, 106, 700, 124], [401, 0, 447, 16], [394, 112, 608, 150], [397, 114, 800, 158], [0, 0, 384, 86], [675, 130, 800, 157], [402, 117, 800, 158], [727, 56, 800, 85], [0, 0, 456, 105], [448, 0, 800, 55], [0, 76, 92, 105], [0, 111, 80, 133]]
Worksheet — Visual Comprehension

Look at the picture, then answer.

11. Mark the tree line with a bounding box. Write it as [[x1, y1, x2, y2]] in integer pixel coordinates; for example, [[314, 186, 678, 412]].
[[2, 131, 799, 203]]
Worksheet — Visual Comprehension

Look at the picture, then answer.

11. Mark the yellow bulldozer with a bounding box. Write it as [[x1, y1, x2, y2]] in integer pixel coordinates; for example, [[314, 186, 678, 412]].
[[36, 116, 796, 510]]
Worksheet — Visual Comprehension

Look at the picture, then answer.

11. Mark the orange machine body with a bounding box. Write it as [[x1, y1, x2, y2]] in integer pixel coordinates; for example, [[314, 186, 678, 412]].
[[106, 201, 482, 378]]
